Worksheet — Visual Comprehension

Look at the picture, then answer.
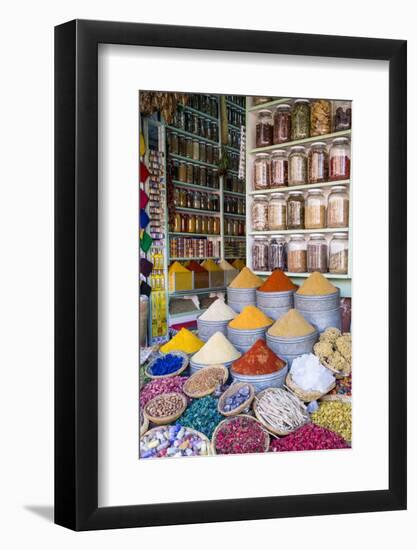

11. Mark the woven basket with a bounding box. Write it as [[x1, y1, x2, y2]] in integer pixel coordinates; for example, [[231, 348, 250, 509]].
[[321, 358, 351, 380], [140, 414, 149, 437], [253, 388, 309, 437], [285, 373, 336, 402], [144, 392, 187, 425], [211, 414, 270, 455], [217, 382, 255, 417], [140, 425, 212, 457], [145, 350, 189, 379], [183, 365, 229, 399], [320, 393, 351, 404]]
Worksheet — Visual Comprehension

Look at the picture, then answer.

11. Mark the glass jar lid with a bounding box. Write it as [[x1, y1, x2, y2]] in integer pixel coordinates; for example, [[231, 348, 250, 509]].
[[258, 109, 272, 116], [332, 137, 350, 144], [332, 232, 348, 239], [254, 194, 268, 200], [330, 185, 348, 192], [289, 234, 305, 239], [309, 233, 326, 239], [276, 104, 291, 110], [270, 235, 286, 241], [271, 149, 288, 157], [307, 188, 324, 194], [270, 193, 286, 199], [288, 190, 304, 195], [254, 236, 268, 240], [294, 99, 310, 103], [290, 145, 306, 152], [255, 152, 270, 158], [310, 141, 327, 148]]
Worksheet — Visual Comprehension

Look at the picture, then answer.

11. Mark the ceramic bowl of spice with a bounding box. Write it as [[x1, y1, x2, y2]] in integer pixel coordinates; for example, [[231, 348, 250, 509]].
[[218, 382, 255, 416], [183, 365, 229, 399], [211, 415, 270, 455], [145, 351, 189, 379], [140, 425, 211, 459], [144, 392, 187, 425]]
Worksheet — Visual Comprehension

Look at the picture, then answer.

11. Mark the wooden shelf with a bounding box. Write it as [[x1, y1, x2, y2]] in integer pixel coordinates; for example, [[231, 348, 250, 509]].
[[249, 130, 351, 154], [249, 228, 348, 236], [248, 98, 292, 112], [249, 180, 350, 195]]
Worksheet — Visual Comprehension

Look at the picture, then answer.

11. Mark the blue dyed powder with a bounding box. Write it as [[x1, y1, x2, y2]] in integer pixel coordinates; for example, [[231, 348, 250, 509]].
[[151, 354, 183, 376]]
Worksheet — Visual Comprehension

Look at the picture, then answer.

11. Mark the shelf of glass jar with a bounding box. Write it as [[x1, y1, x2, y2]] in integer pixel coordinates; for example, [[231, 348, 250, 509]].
[[166, 125, 219, 147], [169, 153, 219, 170], [173, 180, 221, 194], [249, 179, 350, 195], [169, 286, 226, 297], [249, 227, 348, 235], [175, 206, 221, 216], [252, 270, 350, 280], [249, 129, 351, 154]]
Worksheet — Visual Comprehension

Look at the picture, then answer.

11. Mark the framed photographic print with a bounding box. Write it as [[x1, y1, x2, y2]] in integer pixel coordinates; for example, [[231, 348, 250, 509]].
[[55, 19, 407, 531]]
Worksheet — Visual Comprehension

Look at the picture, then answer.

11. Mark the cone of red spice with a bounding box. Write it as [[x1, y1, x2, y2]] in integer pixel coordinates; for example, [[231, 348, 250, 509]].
[[258, 269, 298, 292], [186, 261, 207, 272], [232, 339, 286, 375]]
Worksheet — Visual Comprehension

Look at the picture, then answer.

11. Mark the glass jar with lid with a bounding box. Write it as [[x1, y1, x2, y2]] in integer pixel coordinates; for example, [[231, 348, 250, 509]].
[[329, 137, 351, 180], [288, 146, 308, 186], [201, 216, 208, 234], [198, 142, 206, 163], [185, 138, 193, 158], [287, 191, 305, 230], [253, 153, 271, 190], [273, 104, 292, 144], [178, 135, 186, 157], [213, 216, 220, 235], [232, 219, 239, 236], [169, 132, 178, 155], [329, 233, 349, 274], [186, 190, 193, 208], [332, 100, 352, 131], [193, 191, 201, 210], [173, 212, 181, 232], [199, 166, 207, 187], [305, 189, 326, 229], [181, 214, 188, 233], [173, 187, 180, 207], [287, 235, 307, 273], [255, 109, 273, 148], [191, 139, 199, 160], [308, 142, 329, 184], [252, 237, 269, 272], [251, 195, 269, 231], [178, 188, 187, 207], [310, 99, 332, 136], [187, 214, 196, 234], [291, 99, 310, 140], [178, 162, 187, 182], [186, 163, 193, 184], [327, 185, 349, 228], [195, 215, 203, 234], [268, 193, 287, 230], [307, 234, 328, 273], [206, 144, 213, 165], [269, 237, 287, 272], [200, 192, 208, 211], [271, 150, 288, 188], [212, 169, 219, 189]]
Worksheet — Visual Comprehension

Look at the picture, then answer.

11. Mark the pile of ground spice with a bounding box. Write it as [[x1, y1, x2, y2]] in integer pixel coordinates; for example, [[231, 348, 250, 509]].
[[232, 259, 246, 271], [201, 259, 222, 271], [232, 339, 286, 375], [229, 267, 263, 289], [218, 259, 236, 271], [199, 298, 237, 321], [214, 416, 268, 454], [297, 271, 338, 296], [267, 309, 315, 338], [258, 269, 298, 292], [160, 328, 204, 354], [192, 331, 241, 365], [186, 260, 207, 272], [228, 305, 272, 330], [169, 261, 190, 274]]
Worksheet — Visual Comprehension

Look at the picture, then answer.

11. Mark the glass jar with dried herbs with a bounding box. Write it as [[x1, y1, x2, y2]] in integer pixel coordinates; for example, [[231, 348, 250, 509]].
[[332, 100, 352, 131], [268, 193, 287, 230], [253, 153, 271, 190], [308, 142, 329, 184], [329, 233, 349, 274], [291, 99, 310, 140], [329, 137, 351, 181], [310, 99, 331, 136], [252, 237, 269, 272], [256, 109, 273, 148], [269, 236, 287, 271], [307, 234, 328, 273], [271, 150, 288, 188], [273, 104, 292, 144], [287, 191, 305, 230], [327, 186, 349, 228], [287, 234, 307, 273], [251, 195, 269, 231], [305, 189, 326, 229], [289, 146, 308, 186]]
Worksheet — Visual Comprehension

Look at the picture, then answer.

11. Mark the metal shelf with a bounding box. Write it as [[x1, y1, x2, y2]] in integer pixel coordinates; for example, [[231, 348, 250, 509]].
[[253, 271, 350, 280], [248, 98, 292, 112], [249, 228, 349, 236], [249, 130, 351, 154], [249, 180, 350, 195], [166, 125, 219, 146], [226, 99, 246, 112], [181, 104, 219, 123], [224, 145, 240, 154], [175, 206, 221, 216], [173, 180, 221, 194], [169, 153, 218, 169], [169, 232, 221, 238], [224, 212, 246, 220], [169, 286, 226, 297], [224, 235, 246, 240], [227, 122, 243, 132], [223, 189, 246, 197]]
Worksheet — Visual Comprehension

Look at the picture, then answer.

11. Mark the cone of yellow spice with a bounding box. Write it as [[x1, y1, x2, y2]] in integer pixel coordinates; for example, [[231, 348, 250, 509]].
[[267, 309, 315, 338], [229, 305, 273, 330], [160, 328, 204, 354], [296, 272, 338, 296], [229, 267, 263, 289]]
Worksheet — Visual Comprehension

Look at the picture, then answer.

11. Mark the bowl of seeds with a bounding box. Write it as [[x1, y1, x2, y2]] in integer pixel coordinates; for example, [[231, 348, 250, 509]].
[[144, 392, 187, 425], [183, 365, 229, 399]]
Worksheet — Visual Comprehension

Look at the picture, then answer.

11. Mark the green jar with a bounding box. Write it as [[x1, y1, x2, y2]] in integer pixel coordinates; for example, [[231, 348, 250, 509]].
[[291, 99, 310, 140]]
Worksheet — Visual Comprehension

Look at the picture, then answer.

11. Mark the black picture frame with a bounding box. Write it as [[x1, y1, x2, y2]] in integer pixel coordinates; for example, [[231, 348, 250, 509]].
[[55, 19, 407, 531]]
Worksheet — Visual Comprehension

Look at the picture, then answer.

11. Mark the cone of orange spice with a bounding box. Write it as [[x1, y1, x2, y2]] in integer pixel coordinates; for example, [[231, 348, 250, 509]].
[[258, 269, 298, 292], [232, 339, 286, 375]]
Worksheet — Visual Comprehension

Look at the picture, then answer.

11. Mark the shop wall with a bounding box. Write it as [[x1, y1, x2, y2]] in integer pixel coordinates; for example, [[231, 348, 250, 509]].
[[0, 1, 415, 549]]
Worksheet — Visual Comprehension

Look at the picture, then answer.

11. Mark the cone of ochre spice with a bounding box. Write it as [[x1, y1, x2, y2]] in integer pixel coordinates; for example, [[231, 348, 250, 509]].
[[258, 269, 298, 292], [229, 267, 263, 289], [232, 339, 286, 375], [228, 305, 272, 330]]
